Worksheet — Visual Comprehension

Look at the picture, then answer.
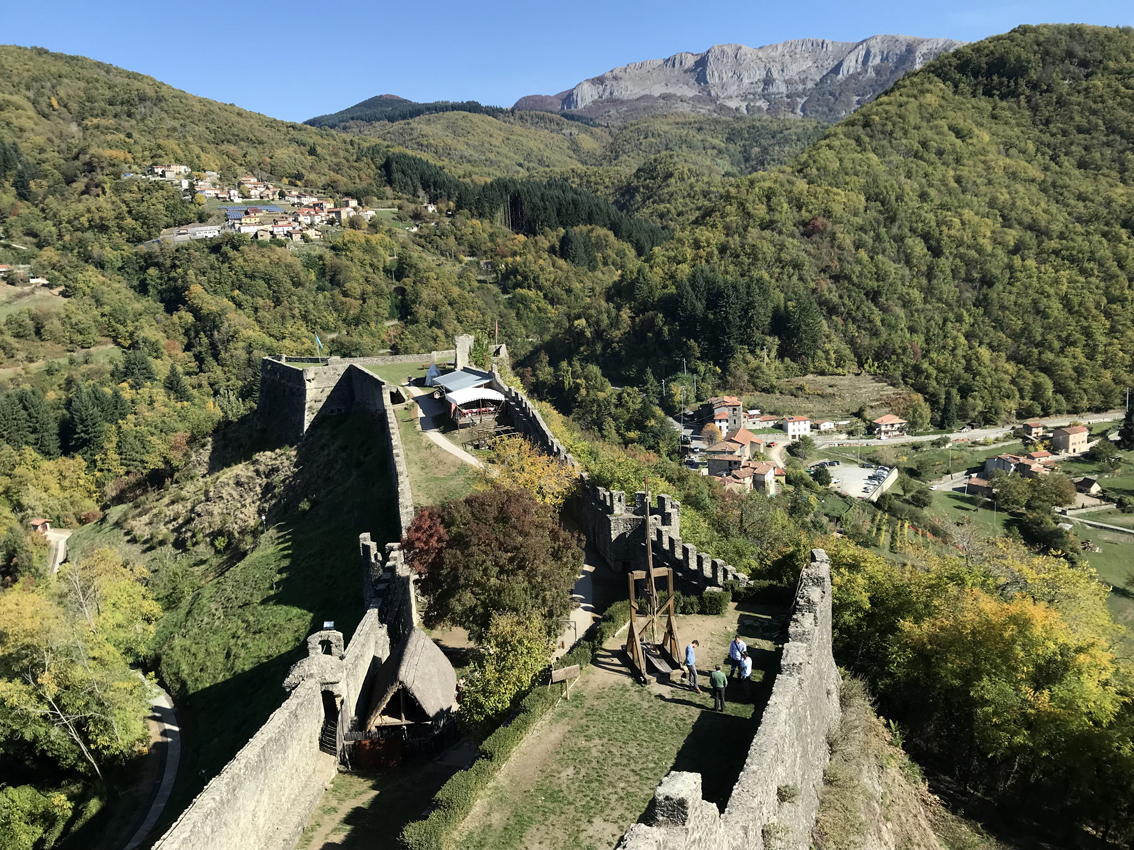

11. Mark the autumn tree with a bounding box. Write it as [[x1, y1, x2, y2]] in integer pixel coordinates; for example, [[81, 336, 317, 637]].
[[480, 435, 578, 509], [456, 611, 549, 737], [421, 486, 580, 641], [401, 508, 448, 577], [701, 423, 722, 445], [0, 549, 160, 779]]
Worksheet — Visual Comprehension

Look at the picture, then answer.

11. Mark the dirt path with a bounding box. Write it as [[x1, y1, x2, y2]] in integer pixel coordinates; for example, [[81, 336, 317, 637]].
[[407, 387, 484, 468]]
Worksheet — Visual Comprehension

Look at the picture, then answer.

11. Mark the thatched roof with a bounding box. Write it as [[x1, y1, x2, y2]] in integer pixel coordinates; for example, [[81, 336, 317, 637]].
[[364, 628, 456, 729]]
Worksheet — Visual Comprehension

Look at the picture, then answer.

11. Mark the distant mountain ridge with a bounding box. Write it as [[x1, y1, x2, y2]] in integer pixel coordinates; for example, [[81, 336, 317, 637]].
[[514, 34, 965, 122]]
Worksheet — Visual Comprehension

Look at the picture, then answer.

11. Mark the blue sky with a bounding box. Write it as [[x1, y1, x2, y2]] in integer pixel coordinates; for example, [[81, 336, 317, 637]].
[[5, 1, 1132, 123]]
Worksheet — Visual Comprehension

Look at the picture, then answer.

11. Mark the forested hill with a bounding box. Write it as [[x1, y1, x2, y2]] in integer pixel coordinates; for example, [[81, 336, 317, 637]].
[[0, 45, 386, 195], [306, 95, 517, 128], [643, 24, 1134, 423]]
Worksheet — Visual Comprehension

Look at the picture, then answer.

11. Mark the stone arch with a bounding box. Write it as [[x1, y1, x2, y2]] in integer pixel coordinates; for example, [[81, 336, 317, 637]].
[[307, 629, 344, 658]]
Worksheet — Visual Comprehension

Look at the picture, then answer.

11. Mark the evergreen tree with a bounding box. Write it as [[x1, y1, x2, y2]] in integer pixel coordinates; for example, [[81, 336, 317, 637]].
[[0, 394, 31, 450], [17, 389, 59, 458], [941, 388, 960, 430], [67, 386, 107, 458], [1119, 404, 1134, 450], [163, 365, 192, 402], [785, 296, 823, 363], [103, 388, 130, 423], [118, 349, 156, 388]]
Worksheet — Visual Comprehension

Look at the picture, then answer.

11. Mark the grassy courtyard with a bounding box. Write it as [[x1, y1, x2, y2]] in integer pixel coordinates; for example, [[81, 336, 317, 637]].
[[395, 403, 476, 507], [451, 605, 781, 850], [365, 360, 442, 386]]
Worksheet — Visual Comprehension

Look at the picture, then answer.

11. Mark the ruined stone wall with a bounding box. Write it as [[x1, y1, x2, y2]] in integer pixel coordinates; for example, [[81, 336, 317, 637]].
[[618, 550, 840, 850], [153, 535, 419, 850], [153, 678, 335, 850], [258, 359, 414, 536]]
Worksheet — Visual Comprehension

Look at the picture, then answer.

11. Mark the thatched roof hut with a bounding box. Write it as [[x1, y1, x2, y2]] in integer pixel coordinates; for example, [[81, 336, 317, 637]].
[[363, 627, 456, 730]]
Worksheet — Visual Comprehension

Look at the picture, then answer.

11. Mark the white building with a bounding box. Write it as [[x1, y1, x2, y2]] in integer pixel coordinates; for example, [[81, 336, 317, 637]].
[[782, 416, 811, 440]]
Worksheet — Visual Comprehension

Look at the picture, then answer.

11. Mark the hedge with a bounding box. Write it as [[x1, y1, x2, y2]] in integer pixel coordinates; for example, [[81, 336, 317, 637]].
[[400, 599, 632, 850]]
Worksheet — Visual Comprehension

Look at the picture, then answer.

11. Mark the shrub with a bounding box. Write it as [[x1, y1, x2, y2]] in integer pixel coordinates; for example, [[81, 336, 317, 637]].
[[777, 783, 800, 804], [700, 590, 732, 616]]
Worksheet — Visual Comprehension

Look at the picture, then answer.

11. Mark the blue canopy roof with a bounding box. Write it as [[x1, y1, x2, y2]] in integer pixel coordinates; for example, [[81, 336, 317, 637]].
[[432, 369, 492, 394]]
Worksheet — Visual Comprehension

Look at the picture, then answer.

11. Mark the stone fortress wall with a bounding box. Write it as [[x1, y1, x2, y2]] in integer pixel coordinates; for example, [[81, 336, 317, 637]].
[[618, 549, 840, 850], [154, 356, 428, 850], [178, 349, 838, 850]]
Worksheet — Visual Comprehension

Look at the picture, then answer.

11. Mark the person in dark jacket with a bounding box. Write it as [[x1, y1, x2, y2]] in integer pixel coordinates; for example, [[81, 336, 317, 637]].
[[709, 665, 728, 712]]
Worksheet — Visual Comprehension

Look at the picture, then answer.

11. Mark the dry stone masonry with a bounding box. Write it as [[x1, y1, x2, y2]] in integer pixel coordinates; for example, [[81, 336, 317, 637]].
[[618, 549, 840, 850]]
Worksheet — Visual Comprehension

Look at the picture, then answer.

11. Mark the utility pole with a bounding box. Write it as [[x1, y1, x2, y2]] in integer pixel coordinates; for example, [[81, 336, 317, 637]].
[[683, 357, 687, 376], [763, 346, 767, 367]]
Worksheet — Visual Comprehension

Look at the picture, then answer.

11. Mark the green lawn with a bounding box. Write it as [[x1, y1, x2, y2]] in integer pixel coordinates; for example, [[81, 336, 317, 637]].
[[926, 487, 1014, 535], [453, 607, 780, 850], [365, 360, 441, 386], [395, 403, 475, 508], [298, 758, 467, 850]]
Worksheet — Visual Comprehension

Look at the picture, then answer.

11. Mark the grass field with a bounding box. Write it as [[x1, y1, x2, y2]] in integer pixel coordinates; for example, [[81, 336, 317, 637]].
[[298, 755, 469, 850], [0, 282, 66, 317], [741, 374, 904, 420], [365, 360, 441, 386], [395, 403, 475, 507], [451, 606, 780, 850]]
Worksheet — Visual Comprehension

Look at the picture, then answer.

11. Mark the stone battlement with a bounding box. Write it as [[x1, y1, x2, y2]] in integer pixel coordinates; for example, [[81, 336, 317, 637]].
[[618, 549, 840, 850]]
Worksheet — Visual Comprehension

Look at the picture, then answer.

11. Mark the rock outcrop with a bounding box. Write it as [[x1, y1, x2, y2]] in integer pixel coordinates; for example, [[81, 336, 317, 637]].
[[514, 35, 963, 122]]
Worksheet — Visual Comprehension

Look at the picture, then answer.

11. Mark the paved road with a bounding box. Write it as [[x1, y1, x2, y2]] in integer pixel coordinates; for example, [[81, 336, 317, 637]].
[[46, 528, 72, 574], [123, 684, 180, 850], [554, 524, 602, 661], [1065, 515, 1134, 537], [815, 411, 1124, 449]]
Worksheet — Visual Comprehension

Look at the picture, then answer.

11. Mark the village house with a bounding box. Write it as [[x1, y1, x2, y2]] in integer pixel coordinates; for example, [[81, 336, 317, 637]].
[[1022, 422, 1045, 439], [966, 476, 994, 499], [422, 202, 437, 213], [756, 414, 780, 427], [1076, 477, 1103, 496], [1052, 425, 1089, 454], [872, 414, 908, 439], [724, 460, 778, 496], [29, 518, 50, 534], [814, 419, 836, 432], [984, 452, 1053, 479], [741, 409, 762, 429], [341, 197, 359, 208], [703, 396, 742, 434], [782, 415, 811, 440]]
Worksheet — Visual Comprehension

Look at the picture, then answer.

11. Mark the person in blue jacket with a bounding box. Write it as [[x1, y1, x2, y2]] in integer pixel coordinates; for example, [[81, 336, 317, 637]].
[[684, 639, 700, 693]]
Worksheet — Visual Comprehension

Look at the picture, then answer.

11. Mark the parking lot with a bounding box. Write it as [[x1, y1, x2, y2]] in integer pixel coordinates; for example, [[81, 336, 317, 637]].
[[815, 460, 889, 499]]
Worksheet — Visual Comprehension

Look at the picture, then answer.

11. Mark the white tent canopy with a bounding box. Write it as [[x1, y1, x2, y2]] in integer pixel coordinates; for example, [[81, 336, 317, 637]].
[[445, 387, 504, 407], [425, 363, 441, 386]]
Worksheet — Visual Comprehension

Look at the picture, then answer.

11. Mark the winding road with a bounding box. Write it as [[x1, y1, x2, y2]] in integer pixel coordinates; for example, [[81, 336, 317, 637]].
[[123, 684, 181, 850]]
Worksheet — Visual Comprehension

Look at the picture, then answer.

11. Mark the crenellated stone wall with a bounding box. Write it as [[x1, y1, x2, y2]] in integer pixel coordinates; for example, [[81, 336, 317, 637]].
[[617, 549, 840, 850], [581, 486, 746, 587], [488, 367, 579, 466]]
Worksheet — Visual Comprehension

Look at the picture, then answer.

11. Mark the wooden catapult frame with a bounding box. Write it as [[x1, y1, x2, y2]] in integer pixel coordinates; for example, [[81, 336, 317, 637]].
[[625, 478, 681, 683]]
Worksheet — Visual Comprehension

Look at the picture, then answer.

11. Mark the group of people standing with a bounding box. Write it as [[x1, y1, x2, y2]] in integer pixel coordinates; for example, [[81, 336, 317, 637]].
[[684, 635, 752, 712]]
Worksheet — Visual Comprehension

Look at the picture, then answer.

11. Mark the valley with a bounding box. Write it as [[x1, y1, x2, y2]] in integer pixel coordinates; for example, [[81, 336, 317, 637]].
[[0, 19, 1132, 850]]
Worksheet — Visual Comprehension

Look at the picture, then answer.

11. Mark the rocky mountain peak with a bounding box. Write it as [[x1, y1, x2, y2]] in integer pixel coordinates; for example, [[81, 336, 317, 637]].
[[517, 34, 964, 122]]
